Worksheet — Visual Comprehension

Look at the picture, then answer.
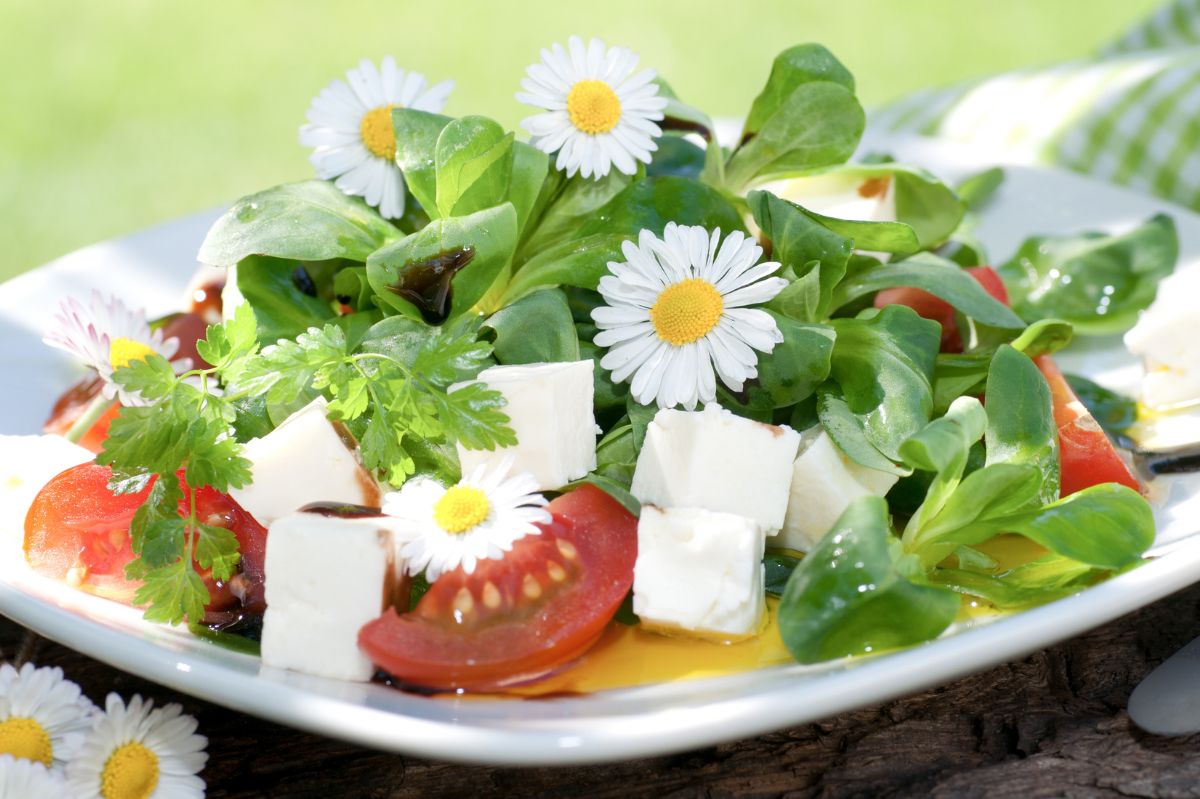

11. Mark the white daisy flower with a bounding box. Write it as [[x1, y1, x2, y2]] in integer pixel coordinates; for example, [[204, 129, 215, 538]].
[[43, 292, 190, 408], [66, 694, 207, 799], [517, 36, 668, 180], [0, 755, 67, 799], [300, 56, 454, 219], [0, 662, 97, 773], [592, 223, 789, 410], [382, 459, 551, 582]]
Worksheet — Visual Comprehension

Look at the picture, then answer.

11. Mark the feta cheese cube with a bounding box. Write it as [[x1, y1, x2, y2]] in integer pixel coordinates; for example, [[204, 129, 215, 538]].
[[630, 403, 801, 533], [780, 427, 899, 552], [455, 360, 597, 491], [261, 511, 399, 682], [230, 398, 380, 527], [633, 506, 766, 638], [0, 436, 94, 557], [1126, 266, 1200, 410]]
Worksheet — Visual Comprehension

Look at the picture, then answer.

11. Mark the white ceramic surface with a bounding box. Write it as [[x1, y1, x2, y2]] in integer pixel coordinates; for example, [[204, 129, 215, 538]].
[[3, 134, 1200, 765]]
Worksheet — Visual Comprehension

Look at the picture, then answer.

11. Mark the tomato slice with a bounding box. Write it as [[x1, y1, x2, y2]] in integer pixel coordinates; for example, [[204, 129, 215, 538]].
[[359, 483, 638, 691], [24, 463, 268, 612], [1035, 355, 1141, 496], [875, 265, 1009, 352]]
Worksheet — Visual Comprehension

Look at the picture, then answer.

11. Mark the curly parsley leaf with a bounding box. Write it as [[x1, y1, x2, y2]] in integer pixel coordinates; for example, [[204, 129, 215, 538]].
[[134, 560, 209, 626]]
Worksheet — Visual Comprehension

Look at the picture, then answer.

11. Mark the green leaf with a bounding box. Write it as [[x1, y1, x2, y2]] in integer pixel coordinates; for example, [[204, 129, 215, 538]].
[[826, 305, 940, 463], [749, 190, 853, 322], [134, 560, 209, 626], [727, 62, 864, 189], [233, 256, 337, 344], [500, 233, 626, 305], [765, 552, 801, 597], [777, 496, 960, 664], [128, 477, 184, 561], [997, 213, 1178, 335], [742, 44, 856, 135], [647, 135, 707, 179], [484, 288, 580, 364], [391, 109, 452, 215], [832, 253, 1025, 329], [595, 423, 637, 485], [983, 345, 1059, 505], [194, 523, 241, 582], [360, 410, 415, 488], [770, 164, 964, 252], [519, 171, 633, 256], [198, 181, 401, 266], [1064, 373, 1137, 438], [195, 304, 259, 369], [434, 116, 514, 218], [931, 554, 1095, 610], [509, 141, 551, 235], [956, 167, 1005, 211], [653, 77, 724, 185], [816, 391, 908, 475], [367, 203, 518, 322], [578, 176, 745, 238], [722, 315, 834, 411], [110, 355, 180, 402]]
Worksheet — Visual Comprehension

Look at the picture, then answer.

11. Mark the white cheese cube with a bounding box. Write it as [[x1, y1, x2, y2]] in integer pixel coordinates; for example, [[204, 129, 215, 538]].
[[230, 398, 380, 527], [454, 360, 597, 491], [630, 403, 801, 533], [0, 436, 94, 558], [780, 427, 899, 552], [633, 506, 766, 638], [1126, 266, 1200, 410], [261, 511, 398, 682]]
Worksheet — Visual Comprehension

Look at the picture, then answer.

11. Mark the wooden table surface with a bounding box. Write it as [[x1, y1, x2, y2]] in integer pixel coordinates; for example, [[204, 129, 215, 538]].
[[6, 583, 1200, 799]]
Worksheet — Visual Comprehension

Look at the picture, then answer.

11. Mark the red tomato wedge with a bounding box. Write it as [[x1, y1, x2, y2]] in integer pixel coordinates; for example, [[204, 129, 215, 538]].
[[24, 463, 268, 612], [875, 266, 1009, 352], [359, 483, 638, 691], [1034, 355, 1141, 497]]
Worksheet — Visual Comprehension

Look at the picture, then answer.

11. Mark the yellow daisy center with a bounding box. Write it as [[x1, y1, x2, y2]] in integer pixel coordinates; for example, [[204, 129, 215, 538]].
[[109, 337, 156, 371], [360, 104, 399, 160], [101, 741, 159, 799], [649, 278, 725, 346], [0, 717, 53, 767], [567, 80, 622, 134], [433, 486, 491, 534]]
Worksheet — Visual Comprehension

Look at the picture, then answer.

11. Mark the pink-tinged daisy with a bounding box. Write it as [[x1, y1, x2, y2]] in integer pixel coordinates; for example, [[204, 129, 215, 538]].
[[591, 223, 788, 410], [300, 57, 454, 220], [66, 694, 207, 799], [517, 36, 667, 179], [43, 292, 190, 407], [382, 459, 551, 582]]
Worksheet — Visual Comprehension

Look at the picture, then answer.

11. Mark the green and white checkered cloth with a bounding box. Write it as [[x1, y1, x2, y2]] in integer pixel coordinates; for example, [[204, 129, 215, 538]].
[[877, 0, 1200, 209]]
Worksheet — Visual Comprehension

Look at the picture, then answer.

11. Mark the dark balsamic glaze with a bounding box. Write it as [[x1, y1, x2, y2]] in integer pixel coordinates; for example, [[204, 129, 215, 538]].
[[661, 115, 713, 141], [298, 502, 385, 519], [291, 266, 318, 297], [385, 246, 475, 324]]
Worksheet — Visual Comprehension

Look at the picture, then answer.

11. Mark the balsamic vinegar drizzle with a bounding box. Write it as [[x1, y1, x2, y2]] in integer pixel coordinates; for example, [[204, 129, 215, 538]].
[[386, 246, 475, 324]]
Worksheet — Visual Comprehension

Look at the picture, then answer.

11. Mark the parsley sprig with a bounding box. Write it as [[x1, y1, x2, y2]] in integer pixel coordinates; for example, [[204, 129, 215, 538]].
[[98, 306, 513, 625]]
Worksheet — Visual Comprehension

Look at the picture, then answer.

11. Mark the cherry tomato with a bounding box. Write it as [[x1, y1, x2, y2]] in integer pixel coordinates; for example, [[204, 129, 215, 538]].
[[874, 266, 1009, 352], [1034, 355, 1141, 497], [359, 483, 638, 691], [24, 463, 268, 611]]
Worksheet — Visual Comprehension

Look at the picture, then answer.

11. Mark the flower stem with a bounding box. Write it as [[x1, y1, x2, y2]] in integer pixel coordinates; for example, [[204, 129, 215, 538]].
[[64, 394, 114, 444]]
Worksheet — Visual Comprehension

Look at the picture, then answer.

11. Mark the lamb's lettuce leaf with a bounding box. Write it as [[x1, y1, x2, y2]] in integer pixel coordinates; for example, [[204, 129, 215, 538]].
[[997, 213, 1177, 335], [777, 496, 960, 664], [198, 181, 402, 267]]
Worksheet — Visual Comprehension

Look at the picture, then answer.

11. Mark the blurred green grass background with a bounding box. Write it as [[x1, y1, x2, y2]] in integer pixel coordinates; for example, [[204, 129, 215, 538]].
[[0, 0, 1160, 281]]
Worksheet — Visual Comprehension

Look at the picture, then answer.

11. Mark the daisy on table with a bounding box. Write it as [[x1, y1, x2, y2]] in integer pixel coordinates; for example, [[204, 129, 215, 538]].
[[301, 57, 453, 220], [44, 292, 191, 409], [591, 223, 789, 410], [518, 36, 667, 179], [0, 663, 96, 775], [382, 459, 551, 582], [67, 694, 207, 799]]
